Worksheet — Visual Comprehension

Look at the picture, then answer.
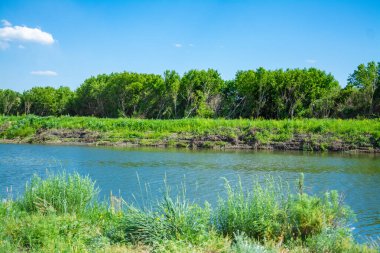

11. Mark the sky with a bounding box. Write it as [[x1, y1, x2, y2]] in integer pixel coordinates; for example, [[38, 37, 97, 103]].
[[0, 0, 379, 92]]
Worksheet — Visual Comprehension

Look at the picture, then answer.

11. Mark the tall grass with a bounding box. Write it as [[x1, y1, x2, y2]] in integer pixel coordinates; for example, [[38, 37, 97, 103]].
[[215, 177, 288, 241], [214, 176, 353, 244], [0, 171, 377, 252], [20, 171, 99, 214], [1, 115, 380, 151], [122, 193, 212, 246]]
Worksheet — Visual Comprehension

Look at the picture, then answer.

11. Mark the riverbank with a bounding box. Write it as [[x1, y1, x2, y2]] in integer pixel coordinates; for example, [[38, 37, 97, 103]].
[[1, 172, 377, 253], [1, 116, 379, 152]]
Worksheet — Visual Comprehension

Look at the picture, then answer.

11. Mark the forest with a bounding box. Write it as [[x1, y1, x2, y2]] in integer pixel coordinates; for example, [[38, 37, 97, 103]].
[[0, 61, 379, 119]]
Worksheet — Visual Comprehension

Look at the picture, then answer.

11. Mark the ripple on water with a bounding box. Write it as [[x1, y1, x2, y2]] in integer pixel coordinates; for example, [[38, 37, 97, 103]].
[[0, 144, 379, 243]]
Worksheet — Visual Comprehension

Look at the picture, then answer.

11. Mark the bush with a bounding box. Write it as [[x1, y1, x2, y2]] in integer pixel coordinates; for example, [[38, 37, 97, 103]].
[[306, 227, 376, 253], [230, 232, 274, 253]]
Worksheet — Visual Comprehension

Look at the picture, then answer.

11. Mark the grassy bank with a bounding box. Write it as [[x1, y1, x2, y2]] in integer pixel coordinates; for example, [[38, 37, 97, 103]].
[[0, 172, 377, 253], [1, 116, 380, 152]]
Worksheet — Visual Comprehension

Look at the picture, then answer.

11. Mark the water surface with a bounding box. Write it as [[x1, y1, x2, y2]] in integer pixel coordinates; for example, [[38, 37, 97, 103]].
[[0, 143, 379, 242]]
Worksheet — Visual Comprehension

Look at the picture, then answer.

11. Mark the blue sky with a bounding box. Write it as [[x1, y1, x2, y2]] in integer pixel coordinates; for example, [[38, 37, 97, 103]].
[[0, 0, 379, 92]]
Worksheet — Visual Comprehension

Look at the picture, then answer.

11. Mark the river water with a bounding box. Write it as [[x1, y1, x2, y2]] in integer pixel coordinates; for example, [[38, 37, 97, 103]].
[[0, 143, 379, 242]]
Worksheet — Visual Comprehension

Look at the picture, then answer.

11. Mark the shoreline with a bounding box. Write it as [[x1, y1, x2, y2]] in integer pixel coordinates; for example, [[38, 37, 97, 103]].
[[1, 116, 379, 153], [1, 129, 379, 153]]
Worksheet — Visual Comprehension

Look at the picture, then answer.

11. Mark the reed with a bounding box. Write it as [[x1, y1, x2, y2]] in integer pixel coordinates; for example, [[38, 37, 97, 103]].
[[20, 171, 99, 214], [0, 171, 377, 252]]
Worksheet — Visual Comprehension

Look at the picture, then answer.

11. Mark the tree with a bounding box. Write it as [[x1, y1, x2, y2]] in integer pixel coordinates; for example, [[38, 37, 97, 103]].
[[162, 70, 180, 118], [22, 87, 58, 116], [348, 62, 380, 115], [104, 72, 164, 118], [0, 89, 21, 115], [74, 75, 109, 116], [0, 66, 376, 119], [303, 68, 340, 118], [219, 80, 239, 118], [55, 86, 74, 115], [234, 68, 274, 118], [179, 69, 223, 118]]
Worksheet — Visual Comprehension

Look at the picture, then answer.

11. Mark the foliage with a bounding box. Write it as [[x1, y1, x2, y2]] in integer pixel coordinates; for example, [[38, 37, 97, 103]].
[[347, 61, 380, 116], [21, 86, 74, 116], [1, 62, 379, 119], [0, 89, 21, 115], [0, 172, 377, 252], [1, 116, 379, 151], [230, 233, 274, 253], [20, 171, 99, 214], [214, 177, 353, 243], [122, 194, 212, 246]]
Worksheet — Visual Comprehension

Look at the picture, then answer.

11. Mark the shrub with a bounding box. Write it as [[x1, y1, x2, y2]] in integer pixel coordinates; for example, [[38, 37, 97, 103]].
[[230, 232, 274, 253]]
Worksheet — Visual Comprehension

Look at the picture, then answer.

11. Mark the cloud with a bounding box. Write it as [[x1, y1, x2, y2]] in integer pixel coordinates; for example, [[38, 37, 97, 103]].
[[306, 59, 317, 64], [0, 21, 54, 49], [18, 44, 25, 49], [1, 19, 11, 27], [188, 43, 194, 47], [174, 43, 182, 48], [30, 70, 58, 76]]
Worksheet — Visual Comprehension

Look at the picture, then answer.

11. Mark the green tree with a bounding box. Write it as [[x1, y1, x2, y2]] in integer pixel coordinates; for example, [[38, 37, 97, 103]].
[[106, 72, 142, 117], [22, 87, 57, 116], [0, 89, 21, 115], [234, 68, 274, 118], [179, 69, 223, 118], [303, 68, 340, 118], [162, 70, 181, 118], [55, 86, 74, 115], [105, 72, 164, 118], [219, 80, 239, 118], [74, 75, 109, 116], [271, 68, 339, 118], [348, 61, 380, 115]]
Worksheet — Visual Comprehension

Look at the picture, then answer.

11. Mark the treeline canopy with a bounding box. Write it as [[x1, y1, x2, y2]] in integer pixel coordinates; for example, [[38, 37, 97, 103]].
[[1, 62, 379, 119]]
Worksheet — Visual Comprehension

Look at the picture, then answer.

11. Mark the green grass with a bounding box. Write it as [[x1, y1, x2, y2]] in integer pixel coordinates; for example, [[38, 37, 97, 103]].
[[0, 172, 378, 252], [20, 171, 99, 214], [1, 115, 380, 151]]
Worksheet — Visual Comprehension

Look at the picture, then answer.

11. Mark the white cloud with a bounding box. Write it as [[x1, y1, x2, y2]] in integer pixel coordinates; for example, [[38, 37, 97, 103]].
[[1, 19, 11, 27], [30, 70, 58, 76], [306, 59, 317, 64], [0, 22, 54, 48], [174, 43, 182, 48], [18, 44, 25, 49]]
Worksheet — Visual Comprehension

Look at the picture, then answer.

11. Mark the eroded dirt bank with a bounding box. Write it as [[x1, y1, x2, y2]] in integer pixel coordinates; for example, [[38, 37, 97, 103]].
[[1, 128, 379, 153]]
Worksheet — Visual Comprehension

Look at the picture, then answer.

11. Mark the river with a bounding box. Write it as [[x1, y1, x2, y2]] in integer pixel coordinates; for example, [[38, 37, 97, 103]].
[[0, 143, 379, 242]]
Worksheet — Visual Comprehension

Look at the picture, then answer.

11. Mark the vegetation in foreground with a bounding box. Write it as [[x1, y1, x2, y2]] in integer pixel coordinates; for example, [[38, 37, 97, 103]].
[[0, 172, 378, 252], [1, 116, 380, 152]]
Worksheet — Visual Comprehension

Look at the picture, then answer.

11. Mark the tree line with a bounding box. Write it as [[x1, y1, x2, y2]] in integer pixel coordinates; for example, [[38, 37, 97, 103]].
[[1, 62, 379, 119]]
